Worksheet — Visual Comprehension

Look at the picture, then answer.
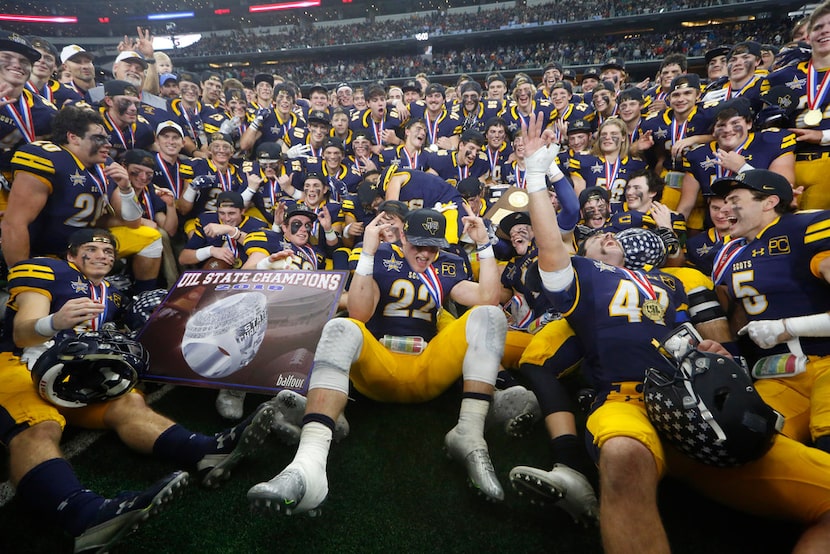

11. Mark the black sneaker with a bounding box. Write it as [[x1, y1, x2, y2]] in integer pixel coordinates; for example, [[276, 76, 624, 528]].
[[74, 470, 190, 553], [198, 401, 275, 488]]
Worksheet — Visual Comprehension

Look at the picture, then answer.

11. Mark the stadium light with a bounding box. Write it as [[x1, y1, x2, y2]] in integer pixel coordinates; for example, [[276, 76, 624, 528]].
[[0, 14, 77, 23], [147, 12, 195, 21], [249, 1, 321, 13]]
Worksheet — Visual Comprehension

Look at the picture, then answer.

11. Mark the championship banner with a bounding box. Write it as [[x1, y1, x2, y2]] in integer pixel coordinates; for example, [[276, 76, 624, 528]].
[[139, 269, 346, 395]]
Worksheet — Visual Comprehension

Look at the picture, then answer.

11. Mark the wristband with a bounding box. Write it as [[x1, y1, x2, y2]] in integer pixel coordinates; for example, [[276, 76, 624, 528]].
[[241, 187, 256, 203], [474, 242, 491, 252], [291, 189, 304, 200], [784, 313, 830, 337], [230, 227, 241, 240], [250, 121, 261, 131], [196, 246, 213, 262], [476, 245, 495, 259], [738, 163, 755, 174], [343, 223, 352, 238], [119, 189, 143, 221], [525, 173, 547, 194], [325, 229, 338, 241], [822, 129, 830, 146], [35, 314, 57, 338], [355, 252, 374, 276], [182, 186, 198, 203]]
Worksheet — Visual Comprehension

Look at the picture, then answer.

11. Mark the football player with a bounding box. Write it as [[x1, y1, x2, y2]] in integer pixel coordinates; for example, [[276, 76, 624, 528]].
[[24, 35, 82, 109], [424, 128, 490, 185], [98, 79, 156, 162], [59, 44, 96, 102], [348, 84, 403, 155], [1, 227, 274, 553], [379, 118, 429, 172], [248, 206, 509, 514], [405, 83, 462, 151]]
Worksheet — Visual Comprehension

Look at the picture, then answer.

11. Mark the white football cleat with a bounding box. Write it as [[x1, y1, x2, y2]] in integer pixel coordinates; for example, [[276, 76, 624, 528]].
[[509, 464, 598, 525], [486, 385, 541, 437], [215, 389, 246, 420], [275, 390, 350, 442], [444, 424, 504, 502], [248, 461, 328, 516]]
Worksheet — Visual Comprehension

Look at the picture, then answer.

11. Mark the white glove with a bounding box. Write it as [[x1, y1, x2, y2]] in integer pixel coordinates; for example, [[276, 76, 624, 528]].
[[286, 144, 312, 160], [546, 156, 564, 180], [219, 116, 241, 136], [433, 201, 457, 213], [524, 142, 561, 192], [738, 319, 788, 349], [20, 342, 53, 371]]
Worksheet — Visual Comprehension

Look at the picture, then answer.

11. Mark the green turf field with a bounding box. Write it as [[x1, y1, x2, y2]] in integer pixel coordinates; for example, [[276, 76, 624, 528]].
[[0, 384, 802, 553]]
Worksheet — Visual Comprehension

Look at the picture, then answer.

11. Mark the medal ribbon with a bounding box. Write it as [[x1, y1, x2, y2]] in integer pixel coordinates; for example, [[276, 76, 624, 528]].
[[425, 111, 441, 144], [88, 282, 108, 330], [712, 238, 748, 285], [417, 263, 444, 310], [223, 234, 239, 258], [140, 189, 155, 220], [217, 167, 233, 192], [604, 156, 621, 189], [486, 147, 499, 175], [104, 112, 134, 150], [179, 103, 198, 139], [156, 153, 181, 198], [515, 165, 527, 188], [715, 137, 749, 179], [618, 267, 658, 301], [371, 119, 384, 146], [403, 147, 418, 170], [671, 116, 688, 146], [3, 94, 35, 143], [457, 152, 469, 181], [807, 61, 830, 113], [295, 244, 319, 270]]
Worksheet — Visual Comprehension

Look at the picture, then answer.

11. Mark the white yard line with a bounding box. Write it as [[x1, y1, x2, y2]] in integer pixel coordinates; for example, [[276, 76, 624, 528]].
[[0, 384, 174, 507]]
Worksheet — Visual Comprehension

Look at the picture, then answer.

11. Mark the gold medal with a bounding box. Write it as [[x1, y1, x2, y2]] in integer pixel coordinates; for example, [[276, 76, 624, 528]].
[[641, 299, 666, 323], [804, 109, 823, 127]]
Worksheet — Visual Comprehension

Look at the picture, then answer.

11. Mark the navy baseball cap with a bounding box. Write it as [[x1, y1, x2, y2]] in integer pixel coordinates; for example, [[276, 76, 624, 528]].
[[711, 169, 793, 205], [404, 209, 449, 248]]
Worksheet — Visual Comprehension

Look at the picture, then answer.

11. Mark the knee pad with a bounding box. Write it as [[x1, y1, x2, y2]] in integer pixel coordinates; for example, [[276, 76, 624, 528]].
[[463, 305, 507, 385], [309, 318, 363, 394], [138, 237, 164, 259]]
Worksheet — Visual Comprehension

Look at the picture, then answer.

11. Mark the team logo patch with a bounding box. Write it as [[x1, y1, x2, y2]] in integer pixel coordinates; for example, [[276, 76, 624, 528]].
[[653, 128, 668, 140], [70, 171, 86, 187], [70, 277, 89, 294], [382, 254, 403, 272], [422, 217, 440, 236]]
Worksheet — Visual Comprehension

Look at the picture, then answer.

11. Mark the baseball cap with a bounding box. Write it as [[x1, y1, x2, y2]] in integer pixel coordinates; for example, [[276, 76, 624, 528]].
[[544, 62, 563, 73], [25, 35, 57, 61], [254, 73, 274, 87], [579, 186, 610, 208], [208, 132, 233, 145], [459, 81, 483, 96], [582, 67, 600, 80], [201, 70, 222, 84], [402, 80, 420, 93], [159, 73, 179, 86], [114, 50, 148, 69], [156, 120, 184, 137], [377, 200, 409, 219], [104, 80, 139, 97], [562, 68, 577, 82], [761, 44, 780, 55], [551, 80, 573, 94], [668, 74, 701, 95], [123, 149, 156, 170], [498, 211, 531, 236], [730, 41, 762, 60], [256, 142, 283, 161], [274, 83, 296, 99], [403, 209, 449, 248], [567, 119, 592, 135], [601, 58, 625, 72], [425, 83, 446, 97], [60, 44, 92, 64], [705, 45, 731, 64], [336, 82, 352, 94], [618, 86, 644, 103], [307, 110, 331, 126], [308, 82, 328, 96], [357, 179, 384, 208], [284, 203, 318, 223], [67, 228, 116, 250], [322, 137, 345, 152], [216, 191, 244, 209], [713, 97, 753, 120], [178, 71, 199, 84], [0, 32, 40, 64], [457, 176, 483, 200], [711, 169, 793, 205], [224, 88, 245, 103]]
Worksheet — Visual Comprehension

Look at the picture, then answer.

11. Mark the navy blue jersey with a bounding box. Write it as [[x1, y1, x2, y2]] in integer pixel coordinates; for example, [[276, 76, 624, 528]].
[[569, 154, 648, 206], [380, 145, 429, 172], [365, 242, 469, 341], [152, 152, 193, 199], [349, 107, 403, 147], [182, 158, 245, 217], [482, 142, 513, 183], [0, 89, 58, 172], [384, 168, 464, 212], [641, 104, 716, 172], [712, 212, 830, 358], [25, 79, 83, 110], [423, 149, 490, 185], [452, 100, 505, 134], [762, 61, 826, 156], [683, 130, 796, 196], [184, 213, 266, 267], [501, 101, 554, 136], [685, 228, 727, 275], [99, 109, 155, 162], [545, 256, 689, 390], [500, 243, 553, 315], [406, 103, 462, 145], [4, 257, 128, 351], [241, 228, 323, 269], [604, 209, 687, 241], [11, 141, 118, 257]]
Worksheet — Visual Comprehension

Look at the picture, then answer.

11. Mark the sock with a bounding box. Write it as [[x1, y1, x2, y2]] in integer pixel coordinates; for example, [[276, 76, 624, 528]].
[[457, 396, 490, 436], [496, 369, 521, 390], [152, 424, 213, 467], [815, 435, 830, 454], [292, 421, 333, 470], [17, 458, 105, 536], [550, 434, 594, 477], [132, 278, 158, 294]]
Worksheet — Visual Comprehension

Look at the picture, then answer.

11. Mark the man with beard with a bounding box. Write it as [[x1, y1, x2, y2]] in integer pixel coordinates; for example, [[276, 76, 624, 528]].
[[98, 80, 156, 162], [349, 84, 402, 155], [59, 44, 96, 102], [24, 36, 82, 109], [380, 118, 429, 172], [424, 128, 489, 186], [405, 83, 461, 151], [4, 106, 163, 293], [452, 80, 503, 134], [248, 206, 510, 514], [679, 97, 795, 231]]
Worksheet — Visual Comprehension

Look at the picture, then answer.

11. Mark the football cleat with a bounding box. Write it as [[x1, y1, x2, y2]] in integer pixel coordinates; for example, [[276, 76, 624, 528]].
[[509, 464, 598, 525], [248, 462, 328, 516], [444, 424, 504, 502], [215, 389, 247, 420], [486, 385, 542, 437], [198, 401, 274, 488], [274, 390, 350, 442], [74, 471, 189, 553]]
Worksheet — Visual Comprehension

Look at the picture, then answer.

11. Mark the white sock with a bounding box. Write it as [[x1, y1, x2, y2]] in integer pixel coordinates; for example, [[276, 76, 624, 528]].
[[292, 421, 333, 471], [457, 397, 489, 436]]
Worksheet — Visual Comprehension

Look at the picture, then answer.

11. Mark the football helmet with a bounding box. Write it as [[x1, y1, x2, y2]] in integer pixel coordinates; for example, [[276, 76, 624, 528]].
[[644, 327, 783, 467], [31, 330, 149, 408]]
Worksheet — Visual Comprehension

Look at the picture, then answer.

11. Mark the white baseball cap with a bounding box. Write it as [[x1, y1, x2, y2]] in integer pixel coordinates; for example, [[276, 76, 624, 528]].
[[60, 44, 93, 64], [156, 120, 184, 137], [115, 50, 148, 69]]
